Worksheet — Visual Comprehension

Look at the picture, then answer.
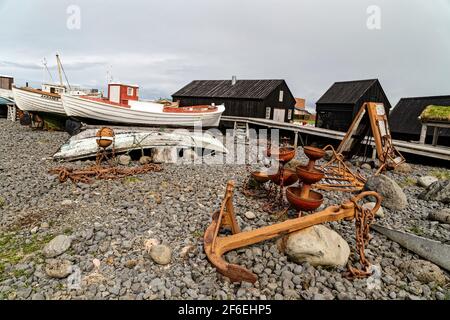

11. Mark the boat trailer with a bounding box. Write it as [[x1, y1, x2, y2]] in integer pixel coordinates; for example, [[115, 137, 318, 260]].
[[204, 180, 382, 283]]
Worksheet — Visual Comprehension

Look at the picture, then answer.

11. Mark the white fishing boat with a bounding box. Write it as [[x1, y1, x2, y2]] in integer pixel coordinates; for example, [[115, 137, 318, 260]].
[[12, 55, 99, 116], [62, 83, 225, 127]]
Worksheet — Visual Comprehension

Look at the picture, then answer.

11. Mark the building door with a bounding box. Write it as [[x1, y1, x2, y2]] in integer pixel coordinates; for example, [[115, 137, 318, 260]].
[[273, 108, 285, 122]]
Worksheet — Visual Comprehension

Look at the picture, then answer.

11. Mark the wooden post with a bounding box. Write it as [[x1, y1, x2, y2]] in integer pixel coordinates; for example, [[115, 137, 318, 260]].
[[419, 124, 427, 144], [432, 126, 439, 146], [371, 146, 377, 160]]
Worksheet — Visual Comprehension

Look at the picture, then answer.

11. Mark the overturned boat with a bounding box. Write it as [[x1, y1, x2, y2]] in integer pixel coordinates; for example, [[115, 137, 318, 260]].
[[53, 127, 228, 161], [62, 83, 225, 128]]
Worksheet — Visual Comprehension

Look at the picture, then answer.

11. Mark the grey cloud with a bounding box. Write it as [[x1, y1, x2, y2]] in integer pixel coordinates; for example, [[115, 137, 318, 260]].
[[0, 0, 449, 103]]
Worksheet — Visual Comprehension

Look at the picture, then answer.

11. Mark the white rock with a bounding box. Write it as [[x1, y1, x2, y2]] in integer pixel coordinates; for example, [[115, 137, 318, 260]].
[[152, 147, 178, 164], [283, 225, 350, 267], [362, 202, 385, 218], [61, 200, 72, 206], [43, 235, 72, 258], [418, 176, 438, 188], [30, 226, 38, 234], [182, 149, 198, 161], [361, 163, 372, 170], [40, 222, 49, 229], [118, 154, 131, 166], [45, 259, 73, 279], [139, 156, 152, 165], [180, 244, 195, 258], [150, 244, 172, 265], [144, 238, 159, 253], [244, 211, 256, 220]]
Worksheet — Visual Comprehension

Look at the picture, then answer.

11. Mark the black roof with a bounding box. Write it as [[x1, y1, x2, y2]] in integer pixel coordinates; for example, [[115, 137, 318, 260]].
[[390, 95, 450, 135], [172, 79, 285, 100], [316, 79, 380, 104]]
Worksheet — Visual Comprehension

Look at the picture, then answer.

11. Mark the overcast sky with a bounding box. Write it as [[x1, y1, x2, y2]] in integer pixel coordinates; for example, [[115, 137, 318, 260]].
[[0, 0, 449, 109]]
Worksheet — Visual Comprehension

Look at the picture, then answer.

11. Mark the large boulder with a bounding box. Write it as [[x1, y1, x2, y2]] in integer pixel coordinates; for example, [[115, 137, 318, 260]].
[[395, 163, 413, 174], [152, 147, 178, 164], [282, 225, 350, 267], [45, 259, 73, 279], [417, 176, 438, 188], [43, 235, 72, 258], [428, 208, 450, 224], [364, 175, 407, 210], [418, 180, 450, 204], [401, 260, 447, 285]]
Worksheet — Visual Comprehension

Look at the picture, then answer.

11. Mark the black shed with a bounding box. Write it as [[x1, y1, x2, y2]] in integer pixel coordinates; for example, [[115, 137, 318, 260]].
[[172, 79, 296, 123], [315, 79, 391, 132], [390, 95, 450, 144]]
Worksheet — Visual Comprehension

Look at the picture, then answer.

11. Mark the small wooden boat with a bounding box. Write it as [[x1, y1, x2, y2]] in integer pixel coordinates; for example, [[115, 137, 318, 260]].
[[12, 55, 99, 116], [62, 83, 225, 128]]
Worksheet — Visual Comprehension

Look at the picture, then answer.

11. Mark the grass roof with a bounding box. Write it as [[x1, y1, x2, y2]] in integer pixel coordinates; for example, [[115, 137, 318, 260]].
[[420, 105, 450, 122]]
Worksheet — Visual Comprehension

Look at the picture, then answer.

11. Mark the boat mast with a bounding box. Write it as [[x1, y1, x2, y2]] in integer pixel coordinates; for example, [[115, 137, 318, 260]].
[[42, 57, 55, 83], [55, 53, 72, 90], [56, 54, 64, 86]]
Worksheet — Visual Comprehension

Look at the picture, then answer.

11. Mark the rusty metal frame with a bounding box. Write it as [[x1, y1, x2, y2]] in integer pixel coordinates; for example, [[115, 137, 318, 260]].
[[204, 180, 382, 283], [314, 145, 366, 192], [336, 102, 405, 172]]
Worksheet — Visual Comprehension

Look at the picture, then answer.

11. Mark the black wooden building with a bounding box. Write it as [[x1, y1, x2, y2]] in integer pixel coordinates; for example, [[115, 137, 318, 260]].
[[390, 95, 450, 145], [172, 79, 296, 123], [315, 79, 391, 132]]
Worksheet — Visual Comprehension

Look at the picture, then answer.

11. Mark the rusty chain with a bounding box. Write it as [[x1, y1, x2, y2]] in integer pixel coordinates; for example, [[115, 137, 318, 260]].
[[345, 199, 376, 279], [50, 163, 163, 184]]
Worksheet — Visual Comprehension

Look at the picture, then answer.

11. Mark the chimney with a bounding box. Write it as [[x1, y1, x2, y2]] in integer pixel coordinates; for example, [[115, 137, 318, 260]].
[[231, 75, 237, 86]]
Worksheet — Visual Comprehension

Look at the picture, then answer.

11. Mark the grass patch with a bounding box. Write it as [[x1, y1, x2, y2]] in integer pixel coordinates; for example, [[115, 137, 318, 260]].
[[0, 233, 53, 282], [399, 177, 417, 188], [420, 105, 450, 122], [123, 176, 143, 184], [445, 291, 450, 300], [430, 170, 450, 180], [0, 197, 5, 208], [192, 230, 203, 238], [409, 226, 424, 236]]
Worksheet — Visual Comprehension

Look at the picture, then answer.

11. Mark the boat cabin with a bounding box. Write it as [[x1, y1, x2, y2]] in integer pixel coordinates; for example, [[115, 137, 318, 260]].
[[0, 75, 14, 90], [42, 83, 67, 95], [108, 83, 139, 105]]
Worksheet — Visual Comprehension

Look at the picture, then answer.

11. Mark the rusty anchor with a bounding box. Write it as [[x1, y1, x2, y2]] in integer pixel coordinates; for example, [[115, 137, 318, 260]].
[[204, 180, 382, 283]]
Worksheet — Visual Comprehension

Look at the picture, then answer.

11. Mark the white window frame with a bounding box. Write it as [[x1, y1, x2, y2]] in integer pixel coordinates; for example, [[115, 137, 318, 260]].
[[127, 87, 134, 96], [265, 107, 271, 119], [279, 90, 284, 102], [287, 109, 292, 120]]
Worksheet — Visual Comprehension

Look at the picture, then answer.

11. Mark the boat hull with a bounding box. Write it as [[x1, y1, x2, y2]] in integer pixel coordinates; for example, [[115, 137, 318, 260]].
[[62, 94, 224, 127], [53, 128, 229, 161], [0, 88, 14, 100], [12, 87, 66, 115]]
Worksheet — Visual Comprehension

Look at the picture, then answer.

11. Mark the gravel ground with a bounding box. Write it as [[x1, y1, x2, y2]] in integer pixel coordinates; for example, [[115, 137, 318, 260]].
[[0, 118, 449, 300]]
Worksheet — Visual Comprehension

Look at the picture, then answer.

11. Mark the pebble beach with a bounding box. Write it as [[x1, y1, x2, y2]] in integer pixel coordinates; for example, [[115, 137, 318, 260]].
[[0, 118, 449, 300]]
